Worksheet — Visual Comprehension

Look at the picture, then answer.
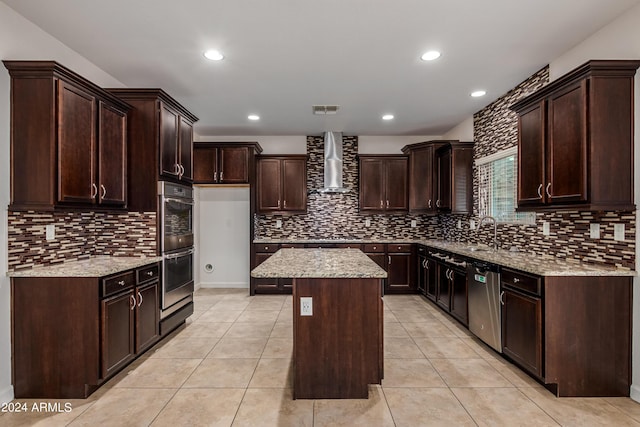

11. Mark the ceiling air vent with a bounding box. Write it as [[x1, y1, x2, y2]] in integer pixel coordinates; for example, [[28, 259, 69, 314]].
[[312, 105, 340, 115]]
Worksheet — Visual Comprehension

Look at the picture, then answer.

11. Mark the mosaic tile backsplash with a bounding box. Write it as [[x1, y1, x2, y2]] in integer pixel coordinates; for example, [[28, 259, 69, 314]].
[[254, 136, 439, 240], [8, 211, 157, 271]]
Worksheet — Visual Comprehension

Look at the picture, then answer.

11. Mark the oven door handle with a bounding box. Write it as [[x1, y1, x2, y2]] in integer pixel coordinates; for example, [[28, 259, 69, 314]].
[[162, 197, 194, 206], [164, 248, 195, 259]]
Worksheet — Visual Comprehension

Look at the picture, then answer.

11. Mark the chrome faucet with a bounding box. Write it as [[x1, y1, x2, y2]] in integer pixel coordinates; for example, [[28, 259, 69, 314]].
[[478, 216, 498, 250]]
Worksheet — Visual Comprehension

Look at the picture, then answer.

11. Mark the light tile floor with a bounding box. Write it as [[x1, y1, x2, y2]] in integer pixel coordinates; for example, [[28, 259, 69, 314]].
[[3, 288, 640, 426]]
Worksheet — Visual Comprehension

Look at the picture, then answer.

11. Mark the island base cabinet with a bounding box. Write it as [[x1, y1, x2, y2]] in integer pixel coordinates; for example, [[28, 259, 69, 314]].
[[293, 277, 383, 399], [101, 291, 135, 379]]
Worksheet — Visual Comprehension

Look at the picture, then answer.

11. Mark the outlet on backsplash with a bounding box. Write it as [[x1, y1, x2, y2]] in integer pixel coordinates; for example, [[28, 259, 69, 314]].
[[614, 224, 625, 241], [589, 223, 600, 239], [542, 221, 550, 236]]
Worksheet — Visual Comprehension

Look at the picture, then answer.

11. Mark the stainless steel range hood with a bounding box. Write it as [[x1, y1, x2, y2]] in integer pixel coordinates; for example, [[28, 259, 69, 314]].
[[318, 131, 351, 193]]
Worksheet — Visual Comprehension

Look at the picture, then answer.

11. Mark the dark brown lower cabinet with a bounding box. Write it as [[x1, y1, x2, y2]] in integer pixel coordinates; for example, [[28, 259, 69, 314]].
[[449, 266, 468, 326], [432, 251, 468, 326], [12, 262, 162, 398], [386, 245, 414, 294], [436, 262, 451, 311], [425, 257, 437, 302], [501, 287, 542, 379]]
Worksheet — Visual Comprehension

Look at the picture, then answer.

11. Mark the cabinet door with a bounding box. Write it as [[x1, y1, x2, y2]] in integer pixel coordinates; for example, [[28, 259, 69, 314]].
[[193, 147, 218, 183], [220, 147, 249, 183], [437, 149, 452, 211], [547, 81, 588, 204], [387, 253, 413, 293], [135, 282, 160, 354], [57, 80, 96, 205], [501, 288, 543, 379], [450, 268, 468, 326], [282, 158, 307, 212], [101, 291, 135, 379], [518, 101, 546, 207], [98, 101, 127, 206], [159, 105, 179, 177], [417, 254, 427, 295], [178, 117, 193, 181], [408, 147, 436, 212], [360, 158, 385, 211], [436, 264, 451, 311], [385, 157, 408, 211], [425, 258, 437, 302], [257, 158, 282, 212]]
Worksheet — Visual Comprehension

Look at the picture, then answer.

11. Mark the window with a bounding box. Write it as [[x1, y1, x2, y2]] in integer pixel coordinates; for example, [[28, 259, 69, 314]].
[[476, 147, 535, 224]]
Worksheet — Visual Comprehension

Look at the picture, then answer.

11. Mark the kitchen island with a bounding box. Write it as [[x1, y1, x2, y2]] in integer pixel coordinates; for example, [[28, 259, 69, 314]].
[[251, 248, 387, 399]]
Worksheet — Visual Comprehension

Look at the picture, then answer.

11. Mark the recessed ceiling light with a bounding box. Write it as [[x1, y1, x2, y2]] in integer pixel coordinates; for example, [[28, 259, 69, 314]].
[[470, 90, 487, 97], [248, 114, 260, 121], [420, 50, 441, 61], [203, 50, 224, 61], [382, 114, 394, 120]]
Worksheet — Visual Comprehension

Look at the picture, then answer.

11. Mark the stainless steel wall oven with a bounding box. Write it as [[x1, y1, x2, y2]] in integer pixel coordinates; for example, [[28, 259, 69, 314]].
[[158, 182, 194, 329]]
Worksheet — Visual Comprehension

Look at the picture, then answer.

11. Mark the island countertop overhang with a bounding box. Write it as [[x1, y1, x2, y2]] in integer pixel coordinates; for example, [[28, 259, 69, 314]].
[[250, 248, 388, 279]]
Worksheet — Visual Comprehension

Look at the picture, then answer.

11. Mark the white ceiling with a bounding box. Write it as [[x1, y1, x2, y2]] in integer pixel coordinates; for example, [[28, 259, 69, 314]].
[[3, 0, 639, 136]]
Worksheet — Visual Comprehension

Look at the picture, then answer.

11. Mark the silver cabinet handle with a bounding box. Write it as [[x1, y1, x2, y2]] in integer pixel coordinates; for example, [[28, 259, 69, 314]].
[[174, 164, 180, 175], [137, 291, 143, 307], [214, 171, 218, 181], [537, 184, 543, 199], [388, 255, 391, 264], [380, 200, 383, 208], [264, 246, 269, 250], [118, 280, 125, 286], [284, 200, 287, 208], [500, 291, 505, 305], [180, 164, 185, 178], [146, 271, 153, 276], [91, 183, 98, 198], [130, 295, 136, 310], [220, 171, 223, 181], [428, 199, 432, 209], [425, 260, 429, 270], [436, 199, 441, 208], [546, 183, 551, 197], [386, 200, 389, 208], [277, 199, 281, 208], [100, 184, 106, 199], [513, 277, 520, 283]]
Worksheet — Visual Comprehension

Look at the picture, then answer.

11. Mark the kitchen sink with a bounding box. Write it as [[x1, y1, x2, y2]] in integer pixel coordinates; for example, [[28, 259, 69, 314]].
[[465, 245, 492, 252]]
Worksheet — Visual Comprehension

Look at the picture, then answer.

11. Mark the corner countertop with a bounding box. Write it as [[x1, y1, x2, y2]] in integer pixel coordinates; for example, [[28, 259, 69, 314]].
[[251, 248, 388, 279], [8, 256, 163, 278], [253, 238, 636, 277]]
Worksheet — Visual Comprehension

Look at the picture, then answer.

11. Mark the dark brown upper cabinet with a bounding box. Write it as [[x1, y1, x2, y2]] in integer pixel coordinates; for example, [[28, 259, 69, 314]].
[[106, 89, 198, 212], [402, 140, 448, 214], [511, 60, 640, 211], [435, 142, 474, 214], [193, 143, 262, 184], [256, 155, 307, 214], [3, 61, 130, 211], [359, 155, 408, 213]]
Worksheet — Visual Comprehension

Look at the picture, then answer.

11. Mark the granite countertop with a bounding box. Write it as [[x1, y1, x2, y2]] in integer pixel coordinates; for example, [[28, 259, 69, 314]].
[[8, 256, 163, 278], [253, 238, 635, 277], [251, 248, 388, 279]]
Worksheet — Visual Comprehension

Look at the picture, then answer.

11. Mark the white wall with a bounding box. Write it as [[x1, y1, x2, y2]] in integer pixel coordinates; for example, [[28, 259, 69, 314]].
[[0, 2, 124, 403], [442, 116, 474, 141], [540, 3, 640, 400], [195, 135, 307, 154], [358, 135, 441, 154], [195, 187, 250, 289]]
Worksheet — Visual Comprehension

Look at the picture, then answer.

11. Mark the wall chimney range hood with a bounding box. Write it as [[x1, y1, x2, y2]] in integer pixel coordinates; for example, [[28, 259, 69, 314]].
[[318, 131, 350, 193]]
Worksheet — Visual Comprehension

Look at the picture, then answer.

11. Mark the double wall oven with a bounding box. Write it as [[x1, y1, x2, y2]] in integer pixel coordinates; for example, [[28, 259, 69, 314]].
[[158, 181, 194, 330]]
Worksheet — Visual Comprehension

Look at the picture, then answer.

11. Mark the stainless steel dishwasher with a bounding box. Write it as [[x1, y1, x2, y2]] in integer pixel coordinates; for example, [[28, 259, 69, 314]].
[[467, 261, 502, 352]]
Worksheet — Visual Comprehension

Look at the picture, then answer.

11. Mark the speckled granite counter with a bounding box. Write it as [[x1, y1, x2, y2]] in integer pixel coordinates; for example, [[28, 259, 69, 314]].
[[8, 256, 163, 278], [253, 239, 635, 277], [251, 248, 387, 279]]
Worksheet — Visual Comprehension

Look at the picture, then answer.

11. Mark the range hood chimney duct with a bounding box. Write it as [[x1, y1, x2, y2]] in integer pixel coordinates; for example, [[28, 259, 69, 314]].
[[318, 131, 350, 193]]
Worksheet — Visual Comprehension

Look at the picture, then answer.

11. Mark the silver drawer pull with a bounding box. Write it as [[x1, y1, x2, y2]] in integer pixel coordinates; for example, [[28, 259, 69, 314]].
[[146, 271, 153, 276], [118, 280, 125, 286], [513, 277, 520, 283]]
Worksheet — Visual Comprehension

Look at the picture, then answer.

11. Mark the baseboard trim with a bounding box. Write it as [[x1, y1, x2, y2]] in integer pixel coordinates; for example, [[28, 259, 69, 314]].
[[630, 384, 640, 402], [0, 384, 14, 404], [198, 282, 249, 289]]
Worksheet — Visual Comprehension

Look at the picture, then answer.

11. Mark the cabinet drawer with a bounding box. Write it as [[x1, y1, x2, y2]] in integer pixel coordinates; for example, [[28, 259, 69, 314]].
[[363, 244, 384, 253], [137, 263, 159, 285], [387, 244, 412, 253], [335, 243, 363, 250], [255, 243, 280, 253], [102, 271, 135, 297], [501, 268, 541, 296], [281, 243, 305, 248]]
